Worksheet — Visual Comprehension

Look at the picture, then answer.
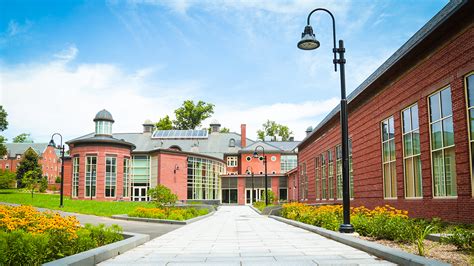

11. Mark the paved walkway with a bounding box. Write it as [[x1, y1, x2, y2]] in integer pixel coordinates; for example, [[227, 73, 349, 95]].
[[101, 206, 394, 265]]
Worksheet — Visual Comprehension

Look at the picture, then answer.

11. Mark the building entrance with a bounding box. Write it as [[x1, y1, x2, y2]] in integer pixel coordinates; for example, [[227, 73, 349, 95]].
[[245, 188, 267, 205], [133, 186, 148, 201]]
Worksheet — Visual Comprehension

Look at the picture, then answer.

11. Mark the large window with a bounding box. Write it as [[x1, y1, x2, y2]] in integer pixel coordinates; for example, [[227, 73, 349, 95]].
[[328, 150, 334, 199], [299, 163, 307, 200], [279, 176, 288, 201], [402, 104, 422, 198], [336, 145, 342, 199], [321, 153, 327, 199], [123, 157, 130, 197], [466, 73, 474, 197], [221, 177, 237, 203], [315, 157, 320, 200], [226, 156, 238, 167], [187, 156, 224, 200], [429, 87, 456, 197], [281, 155, 298, 173], [382, 116, 397, 198], [105, 157, 117, 197], [72, 157, 79, 198], [349, 139, 354, 198], [85, 156, 97, 198], [95, 121, 112, 135]]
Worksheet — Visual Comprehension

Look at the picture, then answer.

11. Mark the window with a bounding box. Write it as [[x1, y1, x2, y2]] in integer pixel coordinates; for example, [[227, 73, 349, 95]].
[[5, 164, 9, 169], [402, 104, 422, 198], [246, 156, 252, 161], [280, 155, 297, 173], [105, 157, 117, 197], [85, 156, 97, 198], [321, 153, 327, 199], [299, 163, 307, 200], [465, 73, 474, 197], [315, 157, 320, 200], [271, 156, 277, 162], [429, 87, 456, 197], [328, 149, 334, 199], [72, 157, 79, 197], [187, 156, 224, 200], [381, 116, 397, 198], [349, 139, 354, 198], [227, 156, 238, 167], [336, 145, 342, 199], [228, 138, 236, 147], [123, 157, 130, 197], [95, 121, 112, 135]]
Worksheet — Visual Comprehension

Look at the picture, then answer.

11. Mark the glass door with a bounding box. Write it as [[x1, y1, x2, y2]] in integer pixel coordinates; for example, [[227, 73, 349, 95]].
[[133, 186, 148, 201]]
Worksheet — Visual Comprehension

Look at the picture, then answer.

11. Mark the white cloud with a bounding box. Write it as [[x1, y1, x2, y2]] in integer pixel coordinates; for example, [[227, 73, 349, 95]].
[[54, 44, 78, 61]]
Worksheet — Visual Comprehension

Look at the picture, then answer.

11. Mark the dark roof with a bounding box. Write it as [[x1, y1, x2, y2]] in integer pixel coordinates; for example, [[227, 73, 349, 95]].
[[239, 141, 298, 154], [93, 109, 114, 122], [66, 135, 135, 149], [4, 143, 49, 157], [299, 0, 471, 149]]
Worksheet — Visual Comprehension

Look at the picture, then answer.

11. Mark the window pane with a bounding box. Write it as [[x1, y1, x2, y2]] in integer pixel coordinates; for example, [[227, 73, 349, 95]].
[[468, 74, 474, 107], [404, 158, 414, 197], [429, 93, 441, 121], [390, 140, 396, 161], [442, 117, 454, 147], [431, 121, 442, 150], [382, 121, 389, 141], [388, 117, 395, 139], [432, 150, 444, 196], [411, 105, 419, 130], [444, 147, 457, 196], [441, 88, 452, 117], [383, 164, 391, 197], [402, 109, 411, 133], [383, 142, 390, 162], [470, 109, 474, 140], [403, 134, 413, 156], [390, 162, 397, 197], [414, 156, 423, 197], [413, 130, 420, 155]]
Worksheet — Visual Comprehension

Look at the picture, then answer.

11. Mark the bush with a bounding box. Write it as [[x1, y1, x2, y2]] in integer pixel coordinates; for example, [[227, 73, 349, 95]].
[[39, 177, 48, 193], [442, 228, 474, 251], [147, 185, 178, 208], [262, 190, 277, 204], [55, 176, 61, 184], [0, 170, 16, 189], [128, 207, 208, 221]]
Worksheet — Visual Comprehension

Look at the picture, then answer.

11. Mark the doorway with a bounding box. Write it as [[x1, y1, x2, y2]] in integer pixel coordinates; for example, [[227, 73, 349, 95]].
[[245, 188, 266, 205], [133, 186, 148, 201]]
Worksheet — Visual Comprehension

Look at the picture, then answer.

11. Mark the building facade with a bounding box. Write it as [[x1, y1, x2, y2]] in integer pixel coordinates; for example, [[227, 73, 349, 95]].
[[297, 0, 474, 223], [0, 143, 61, 184], [64, 111, 299, 203]]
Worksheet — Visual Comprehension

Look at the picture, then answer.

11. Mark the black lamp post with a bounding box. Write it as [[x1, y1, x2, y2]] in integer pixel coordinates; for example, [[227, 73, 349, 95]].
[[253, 145, 268, 206], [298, 8, 354, 233], [246, 166, 254, 204], [48, 133, 65, 208]]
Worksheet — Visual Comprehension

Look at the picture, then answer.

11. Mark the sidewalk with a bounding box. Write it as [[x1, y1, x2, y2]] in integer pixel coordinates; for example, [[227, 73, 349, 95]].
[[100, 205, 394, 265]]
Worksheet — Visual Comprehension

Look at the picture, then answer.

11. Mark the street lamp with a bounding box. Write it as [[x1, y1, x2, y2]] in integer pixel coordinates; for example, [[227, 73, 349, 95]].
[[298, 8, 354, 233], [253, 145, 268, 206], [246, 166, 254, 204], [48, 133, 65, 208]]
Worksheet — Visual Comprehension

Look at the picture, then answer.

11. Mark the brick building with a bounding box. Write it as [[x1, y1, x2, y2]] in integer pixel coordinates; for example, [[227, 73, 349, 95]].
[[297, 0, 474, 222], [0, 143, 61, 184], [64, 110, 299, 203]]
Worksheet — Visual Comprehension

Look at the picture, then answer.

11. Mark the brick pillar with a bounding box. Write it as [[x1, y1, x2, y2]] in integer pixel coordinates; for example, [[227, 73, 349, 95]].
[[241, 124, 246, 148]]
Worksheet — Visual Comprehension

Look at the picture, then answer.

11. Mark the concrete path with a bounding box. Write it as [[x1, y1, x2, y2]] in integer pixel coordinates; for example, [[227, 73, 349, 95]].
[[100, 206, 394, 265], [0, 202, 181, 239]]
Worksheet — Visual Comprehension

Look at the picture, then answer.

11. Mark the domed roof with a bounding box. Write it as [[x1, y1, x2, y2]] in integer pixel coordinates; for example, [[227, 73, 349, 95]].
[[93, 109, 114, 122], [143, 119, 154, 125]]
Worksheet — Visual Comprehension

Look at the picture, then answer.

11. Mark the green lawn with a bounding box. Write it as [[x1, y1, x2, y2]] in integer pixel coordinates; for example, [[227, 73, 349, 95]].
[[0, 189, 154, 217]]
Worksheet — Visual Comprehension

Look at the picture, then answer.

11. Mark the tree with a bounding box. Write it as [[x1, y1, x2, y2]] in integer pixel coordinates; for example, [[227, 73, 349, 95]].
[[0, 136, 7, 157], [0, 169, 16, 189], [147, 184, 178, 208], [13, 133, 33, 143], [257, 120, 293, 141], [0, 106, 7, 132], [155, 115, 173, 130], [220, 127, 230, 133], [22, 170, 42, 198], [16, 148, 42, 187], [173, 100, 214, 130]]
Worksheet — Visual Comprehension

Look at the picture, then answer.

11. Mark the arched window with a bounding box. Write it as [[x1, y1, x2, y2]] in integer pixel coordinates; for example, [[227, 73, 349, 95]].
[[169, 145, 182, 151], [228, 138, 236, 147]]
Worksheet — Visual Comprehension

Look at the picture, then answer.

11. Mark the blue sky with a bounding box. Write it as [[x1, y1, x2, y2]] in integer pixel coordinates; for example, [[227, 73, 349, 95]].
[[0, 0, 448, 142]]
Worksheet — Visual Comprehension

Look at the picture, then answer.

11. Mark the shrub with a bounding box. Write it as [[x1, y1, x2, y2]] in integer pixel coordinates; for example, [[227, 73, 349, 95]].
[[128, 207, 208, 221], [442, 228, 474, 251], [262, 190, 277, 204], [39, 177, 48, 193], [147, 184, 178, 208], [0, 170, 16, 189], [55, 176, 61, 184]]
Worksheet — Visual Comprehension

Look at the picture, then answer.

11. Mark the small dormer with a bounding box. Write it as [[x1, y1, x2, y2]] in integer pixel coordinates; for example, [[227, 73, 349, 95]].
[[228, 138, 236, 147], [94, 109, 114, 136], [209, 119, 221, 133], [143, 119, 155, 133]]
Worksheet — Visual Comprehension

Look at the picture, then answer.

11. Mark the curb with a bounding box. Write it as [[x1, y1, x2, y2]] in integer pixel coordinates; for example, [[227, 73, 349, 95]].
[[249, 205, 262, 214], [111, 210, 215, 225], [270, 215, 449, 266], [43, 231, 149, 266]]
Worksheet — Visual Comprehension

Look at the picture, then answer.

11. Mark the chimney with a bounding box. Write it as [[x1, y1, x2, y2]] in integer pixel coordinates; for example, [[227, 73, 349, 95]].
[[143, 119, 155, 134], [209, 119, 221, 133], [241, 124, 246, 147]]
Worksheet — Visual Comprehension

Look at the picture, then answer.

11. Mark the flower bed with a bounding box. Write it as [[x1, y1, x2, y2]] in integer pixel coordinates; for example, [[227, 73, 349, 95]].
[[0, 205, 123, 265], [128, 207, 209, 221]]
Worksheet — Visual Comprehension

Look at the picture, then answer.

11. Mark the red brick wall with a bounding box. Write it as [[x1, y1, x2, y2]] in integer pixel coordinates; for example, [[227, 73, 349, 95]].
[[62, 157, 72, 196], [68, 144, 132, 201], [298, 24, 474, 222], [287, 170, 298, 201], [157, 153, 188, 200], [240, 153, 281, 175]]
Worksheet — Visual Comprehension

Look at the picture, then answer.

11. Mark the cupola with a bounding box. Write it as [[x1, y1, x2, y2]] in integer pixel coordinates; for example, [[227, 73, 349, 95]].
[[94, 109, 114, 136]]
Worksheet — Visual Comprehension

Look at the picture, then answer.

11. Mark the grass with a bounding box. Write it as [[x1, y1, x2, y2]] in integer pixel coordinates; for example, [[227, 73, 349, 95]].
[[0, 189, 154, 217], [252, 201, 275, 212]]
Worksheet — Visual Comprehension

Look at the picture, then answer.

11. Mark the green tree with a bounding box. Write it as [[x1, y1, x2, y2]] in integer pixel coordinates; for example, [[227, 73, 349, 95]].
[[155, 115, 173, 130], [147, 184, 178, 208], [173, 100, 214, 130], [16, 148, 42, 187], [0, 136, 7, 157], [257, 120, 293, 141], [0, 169, 16, 189], [0, 106, 7, 132], [22, 170, 42, 198], [13, 133, 33, 143], [220, 127, 230, 133]]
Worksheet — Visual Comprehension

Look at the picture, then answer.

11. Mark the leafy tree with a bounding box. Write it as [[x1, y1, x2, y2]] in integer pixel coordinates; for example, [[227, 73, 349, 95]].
[[220, 127, 230, 133], [0, 106, 7, 132], [155, 115, 173, 130], [16, 148, 42, 187], [13, 133, 33, 143], [0, 136, 7, 157], [147, 184, 178, 208], [173, 100, 214, 130], [22, 170, 42, 198], [0, 169, 16, 189], [257, 120, 293, 141]]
